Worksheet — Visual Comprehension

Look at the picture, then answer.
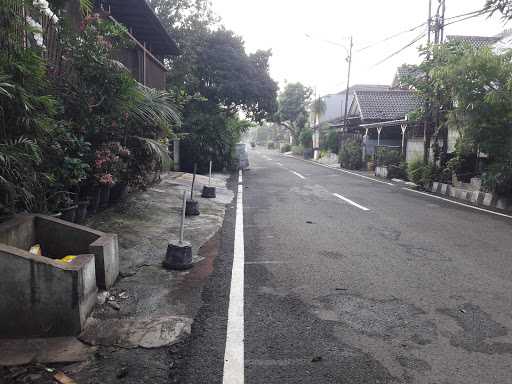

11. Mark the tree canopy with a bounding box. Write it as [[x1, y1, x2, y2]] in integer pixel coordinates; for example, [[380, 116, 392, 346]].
[[276, 82, 313, 144], [148, 0, 278, 171], [484, 0, 512, 19]]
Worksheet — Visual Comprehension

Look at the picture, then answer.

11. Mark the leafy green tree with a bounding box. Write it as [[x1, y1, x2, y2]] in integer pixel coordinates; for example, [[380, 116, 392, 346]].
[[148, 0, 278, 171], [431, 46, 512, 163], [276, 82, 313, 145], [311, 97, 326, 126], [484, 0, 512, 18]]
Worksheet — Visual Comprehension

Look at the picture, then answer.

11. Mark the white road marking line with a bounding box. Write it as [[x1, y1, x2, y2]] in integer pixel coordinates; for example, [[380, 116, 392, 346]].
[[333, 193, 370, 211], [223, 169, 245, 384], [291, 171, 306, 180], [284, 155, 394, 186], [276, 162, 283, 166], [245, 261, 287, 265], [402, 188, 512, 219]]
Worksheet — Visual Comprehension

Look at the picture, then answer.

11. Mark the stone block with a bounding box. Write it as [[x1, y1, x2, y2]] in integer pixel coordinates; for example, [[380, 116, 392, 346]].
[[0, 214, 120, 337], [470, 191, 480, 204], [483, 193, 494, 207], [496, 198, 510, 210], [0, 244, 97, 337], [440, 183, 449, 195]]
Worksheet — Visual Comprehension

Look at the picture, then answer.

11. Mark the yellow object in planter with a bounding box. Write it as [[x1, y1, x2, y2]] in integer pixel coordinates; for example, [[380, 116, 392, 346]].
[[60, 255, 77, 263], [29, 244, 42, 257]]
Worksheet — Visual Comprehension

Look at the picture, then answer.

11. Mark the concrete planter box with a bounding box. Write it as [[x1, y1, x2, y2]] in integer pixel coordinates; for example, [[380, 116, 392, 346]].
[[428, 183, 512, 212], [0, 214, 119, 337], [375, 166, 389, 179]]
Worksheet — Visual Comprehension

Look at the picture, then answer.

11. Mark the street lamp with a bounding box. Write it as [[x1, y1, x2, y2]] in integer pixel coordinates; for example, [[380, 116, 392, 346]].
[[304, 34, 353, 131]]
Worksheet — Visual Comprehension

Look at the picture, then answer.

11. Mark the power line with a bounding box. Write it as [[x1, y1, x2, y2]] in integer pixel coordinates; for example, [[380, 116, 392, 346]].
[[357, 22, 426, 53], [372, 32, 426, 67], [444, 9, 487, 27], [370, 6, 490, 67], [358, 7, 488, 55]]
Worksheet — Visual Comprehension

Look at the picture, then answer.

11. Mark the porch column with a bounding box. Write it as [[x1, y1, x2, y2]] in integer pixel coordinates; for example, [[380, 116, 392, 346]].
[[377, 126, 382, 146], [362, 128, 369, 162], [401, 123, 408, 155]]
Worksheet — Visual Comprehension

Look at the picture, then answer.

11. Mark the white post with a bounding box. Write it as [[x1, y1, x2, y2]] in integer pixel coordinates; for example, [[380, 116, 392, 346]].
[[173, 139, 180, 171], [377, 126, 382, 146], [209, 161, 212, 185], [401, 124, 407, 155], [179, 190, 186, 244]]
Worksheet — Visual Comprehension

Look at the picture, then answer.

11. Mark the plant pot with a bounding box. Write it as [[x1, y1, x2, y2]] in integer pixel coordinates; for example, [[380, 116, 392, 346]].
[[75, 200, 90, 224], [89, 188, 101, 214], [110, 183, 128, 203], [61, 205, 78, 222], [99, 185, 111, 209], [367, 161, 375, 172]]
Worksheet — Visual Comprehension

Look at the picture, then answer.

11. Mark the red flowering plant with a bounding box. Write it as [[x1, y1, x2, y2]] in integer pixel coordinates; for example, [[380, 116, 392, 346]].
[[93, 142, 132, 187], [93, 145, 119, 186]]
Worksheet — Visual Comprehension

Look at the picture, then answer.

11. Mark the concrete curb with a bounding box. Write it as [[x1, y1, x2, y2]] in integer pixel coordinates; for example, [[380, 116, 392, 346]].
[[429, 182, 512, 212]]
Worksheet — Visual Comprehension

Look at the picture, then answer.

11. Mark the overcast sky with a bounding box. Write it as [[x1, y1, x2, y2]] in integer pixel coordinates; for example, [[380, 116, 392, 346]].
[[211, 0, 509, 96]]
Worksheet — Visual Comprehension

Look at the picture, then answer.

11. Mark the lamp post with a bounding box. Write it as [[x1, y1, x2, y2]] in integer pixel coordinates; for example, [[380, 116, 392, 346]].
[[304, 34, 354, 131]]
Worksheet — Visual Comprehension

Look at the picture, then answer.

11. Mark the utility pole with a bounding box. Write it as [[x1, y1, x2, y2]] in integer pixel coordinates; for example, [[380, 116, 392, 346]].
[[424, 0, 433, 165], [342, 36, 353, 132]]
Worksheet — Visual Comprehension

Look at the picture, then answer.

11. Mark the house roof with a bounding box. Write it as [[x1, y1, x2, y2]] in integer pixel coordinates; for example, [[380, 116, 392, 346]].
[[392, 65, 424, 89], [353, 90, 422, 121], [96, 0, 179, 56], [446, 35, 500, 49], [317, 84, 389, 125]]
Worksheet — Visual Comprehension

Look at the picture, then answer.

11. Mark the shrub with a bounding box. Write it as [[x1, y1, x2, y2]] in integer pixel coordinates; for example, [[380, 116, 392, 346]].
[[375, 146, 402, 167], [326, 130, 338, 153], [408, 158, 434, 187], [280, 143, 292, 153], [292, 145, 304, 155], [481, 162, 512, 197], [267, 141, 276, 150], [300, 129, 313, 148], [339, 138, 362, 170], [446, 153, 478, 182], [387, 161, 408, 180], [408, 158, 424, 185]]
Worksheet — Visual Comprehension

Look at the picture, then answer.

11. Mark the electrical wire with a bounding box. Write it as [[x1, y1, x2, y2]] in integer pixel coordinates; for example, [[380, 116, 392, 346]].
[[370, 7, 489, 67], [358, 7, 488, 54], [372, 32, 426, 67], [356, 22, 426, 53]]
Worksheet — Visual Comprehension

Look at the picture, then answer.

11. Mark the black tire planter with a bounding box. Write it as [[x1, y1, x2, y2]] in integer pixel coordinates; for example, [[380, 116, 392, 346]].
[[110, 183, 128, 203], [185, 199, 200, 216]]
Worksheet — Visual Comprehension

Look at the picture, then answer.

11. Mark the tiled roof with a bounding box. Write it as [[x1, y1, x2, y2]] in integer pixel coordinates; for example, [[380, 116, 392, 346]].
[[446, 35, 500, 49], [318, 84, 389, 124], [354, 90, 422, 121]]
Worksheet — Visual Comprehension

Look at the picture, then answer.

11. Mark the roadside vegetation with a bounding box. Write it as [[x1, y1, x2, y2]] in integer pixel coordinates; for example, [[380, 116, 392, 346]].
[[0, 1, 180, 216], [0, 0, 278, 218]]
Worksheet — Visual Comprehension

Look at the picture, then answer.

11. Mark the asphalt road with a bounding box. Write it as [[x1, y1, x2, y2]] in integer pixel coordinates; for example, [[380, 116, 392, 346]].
[[175, 147, 512, 384]]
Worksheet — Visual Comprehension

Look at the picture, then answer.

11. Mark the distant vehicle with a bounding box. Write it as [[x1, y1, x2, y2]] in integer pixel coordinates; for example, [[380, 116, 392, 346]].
[[235, 143, 249, 169], [250, 142, 256, 148]]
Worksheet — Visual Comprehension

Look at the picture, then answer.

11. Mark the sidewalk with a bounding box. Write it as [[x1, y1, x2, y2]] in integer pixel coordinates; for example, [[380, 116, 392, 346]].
[[1, 172, 234, 384]]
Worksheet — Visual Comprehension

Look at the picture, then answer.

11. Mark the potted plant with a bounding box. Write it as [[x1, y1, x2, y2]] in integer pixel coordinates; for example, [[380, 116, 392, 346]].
[[47, 191, 77, 222], [110, 143, 131, 203], [60, 157, 91, 222], [92, 145, 119, 209]]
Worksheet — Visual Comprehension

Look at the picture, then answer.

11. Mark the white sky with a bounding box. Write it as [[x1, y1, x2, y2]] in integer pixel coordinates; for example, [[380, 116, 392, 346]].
[[211, 0, 509, 96]]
